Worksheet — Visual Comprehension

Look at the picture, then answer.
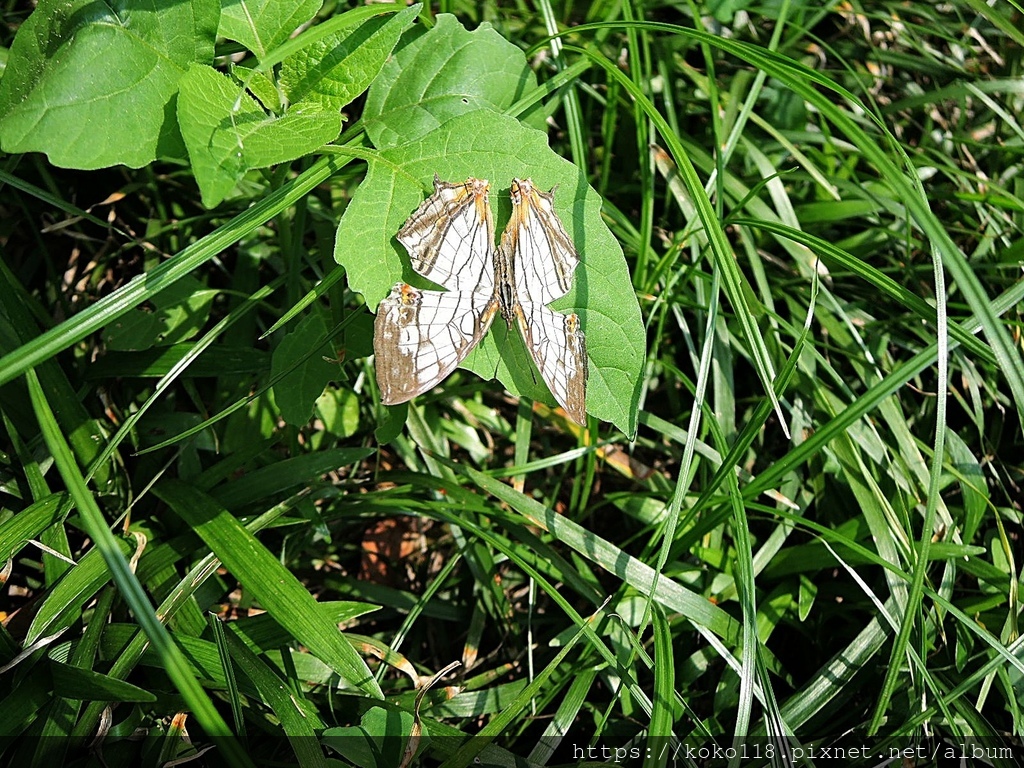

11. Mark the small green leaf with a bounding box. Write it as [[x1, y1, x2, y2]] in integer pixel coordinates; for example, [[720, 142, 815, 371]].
[[220, 0, 324, 60], [271, 308, 340, 427], [798, 574, 817, 622], [280, 6, 420, 113], [322, 707, 416, 768], [177, 63, 342, 207], [946, 430, 988, 542], [375, 402, 407, 445], [954, 619, 974, 673], [102, 276, 216, 351], [232, 65, 285, 112], [316, 387, 361, 438], [0, 0, 218, 168], [707, 0, 752, 23]]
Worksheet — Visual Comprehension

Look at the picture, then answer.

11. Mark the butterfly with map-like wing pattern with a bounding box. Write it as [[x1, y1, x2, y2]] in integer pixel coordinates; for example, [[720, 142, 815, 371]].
[[373, 176, 588, 424]]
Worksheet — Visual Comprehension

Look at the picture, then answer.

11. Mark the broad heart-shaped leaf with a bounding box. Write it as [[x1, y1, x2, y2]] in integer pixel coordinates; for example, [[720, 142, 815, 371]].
[[363, 14, 541, 150], [279, 6, 420, 113], [272, 306, 341, 427], [177, 64, 342, 208], [334, 110, 643, 436], [219, 0, 323, 60], [0, 0, 218, 169]]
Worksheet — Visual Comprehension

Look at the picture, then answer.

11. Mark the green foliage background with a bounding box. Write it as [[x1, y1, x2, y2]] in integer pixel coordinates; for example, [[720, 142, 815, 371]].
[[0, 0, 1022, 766]]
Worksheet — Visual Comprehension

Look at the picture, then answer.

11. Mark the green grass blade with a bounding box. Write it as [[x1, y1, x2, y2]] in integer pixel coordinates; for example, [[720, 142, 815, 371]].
[[0, 156, 348, 388], [26, 369, 257, 768], [152, 479, 384, 698]]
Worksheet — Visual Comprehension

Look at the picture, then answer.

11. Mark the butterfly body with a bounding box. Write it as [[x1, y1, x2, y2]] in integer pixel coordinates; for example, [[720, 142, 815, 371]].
[[374, 176, 588, 424]]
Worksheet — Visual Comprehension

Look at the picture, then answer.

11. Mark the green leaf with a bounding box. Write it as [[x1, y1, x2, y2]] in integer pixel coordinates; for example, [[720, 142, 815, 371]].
[[219, 0, 323, 60], [707, 0, 752, 24], [223, 627, 329, 768], [322, 708, 416, 768], [210, 447, 373, 510], [271, 308, 341, 427], [232, 65, 284, 111], [798, 575, 817, 622], [316, 387, 361, 438], [50, 662, 157, 703], [153, 479, 384, 699], [102, 276, 216, 351], [335, 110, 643, 435], [363, 14, 540, 150], [374, 401, 407, 445], [26, 370, 255, 768], [0, 0, 218, 168], [0, 494, 66, 564], [177, 63, 342, 207], [279, 6, 420, 113], [945, 430, 988, 542], [87, 344, 268, 379], [26, 542, 132, 644]]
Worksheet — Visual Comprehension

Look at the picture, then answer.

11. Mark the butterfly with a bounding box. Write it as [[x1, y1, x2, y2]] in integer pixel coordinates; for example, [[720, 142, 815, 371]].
[[373, 176, 588, 424]]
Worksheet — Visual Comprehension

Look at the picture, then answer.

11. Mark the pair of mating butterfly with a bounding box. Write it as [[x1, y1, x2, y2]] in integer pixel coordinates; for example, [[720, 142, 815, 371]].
[[373, 176, 588, 424]]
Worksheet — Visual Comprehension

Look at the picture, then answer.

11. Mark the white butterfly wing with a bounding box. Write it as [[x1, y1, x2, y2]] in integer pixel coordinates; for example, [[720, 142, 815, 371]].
[[396, 176, 495, 295], [501, 178, 588, 424], [505, 178, 580, 305], [374, 284, 499, 405], [512, 300, 588, 424]]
